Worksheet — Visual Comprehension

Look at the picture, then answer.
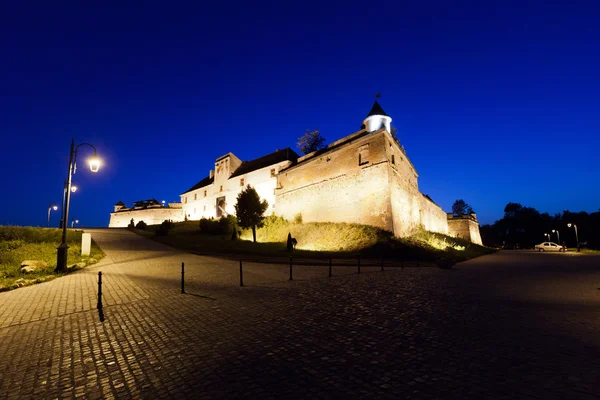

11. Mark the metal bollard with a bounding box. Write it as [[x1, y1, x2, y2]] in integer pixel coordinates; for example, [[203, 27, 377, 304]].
[[239, 260, 244, 287], [329, 257, 332, 277], [289, 256, 293, 281], [357, 255, 361, 274], [97, 271, 102, 309], [181, 262, 185, 294]]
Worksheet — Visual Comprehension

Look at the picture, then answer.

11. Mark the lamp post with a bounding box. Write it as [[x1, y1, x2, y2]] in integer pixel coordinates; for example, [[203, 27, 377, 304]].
[[567, 223, 579, 252], [56, 138, 101, 272], [544, 233, 550, 242], [552, 229, 560, 244], [71, 219, 79, 228], [59, 184, 78, 229], [47, 204, 58, 227]]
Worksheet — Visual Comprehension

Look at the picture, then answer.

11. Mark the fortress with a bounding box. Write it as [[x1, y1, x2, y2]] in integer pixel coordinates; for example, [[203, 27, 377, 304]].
[[109, 101, 482, 244]]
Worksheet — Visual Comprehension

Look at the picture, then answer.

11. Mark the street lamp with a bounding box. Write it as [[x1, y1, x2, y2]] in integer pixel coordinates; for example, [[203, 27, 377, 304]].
[[71, 219, 79, 228], [544, 233, 550, 241], [567, 223, 579, 252], [47, 204, 58, 227], [60, 184, 78, 228], [552, 229, 560, 244], [56, 138, 101, 273]]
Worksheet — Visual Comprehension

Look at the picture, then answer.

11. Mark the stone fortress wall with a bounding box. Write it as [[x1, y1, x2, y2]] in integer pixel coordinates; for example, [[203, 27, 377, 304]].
[[109, 202, 183, 228], [275, 128, 449, 237], [447, 213, 483, 245], [109, 100, 481, 244]]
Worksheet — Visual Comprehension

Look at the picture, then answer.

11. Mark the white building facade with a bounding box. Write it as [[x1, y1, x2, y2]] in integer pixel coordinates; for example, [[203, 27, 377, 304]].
[[180, 149, 298, 220]]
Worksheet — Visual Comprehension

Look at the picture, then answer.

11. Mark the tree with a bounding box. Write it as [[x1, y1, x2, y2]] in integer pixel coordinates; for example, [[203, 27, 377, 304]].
[[452, 199, 473, 216], [297, 129, 326, 155], [234, 185, 269, 243], [390, 127, 399, 143]]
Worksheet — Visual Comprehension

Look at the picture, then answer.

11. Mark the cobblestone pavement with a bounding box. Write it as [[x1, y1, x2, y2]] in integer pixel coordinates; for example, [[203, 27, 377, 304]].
[[1, 229, 599, 399]]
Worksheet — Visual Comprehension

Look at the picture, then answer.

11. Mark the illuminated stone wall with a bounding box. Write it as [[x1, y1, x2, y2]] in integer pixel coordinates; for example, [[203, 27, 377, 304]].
[[276, 129, 452, 238], [447, 214, 482, 245], [109, 207, 184, 228]]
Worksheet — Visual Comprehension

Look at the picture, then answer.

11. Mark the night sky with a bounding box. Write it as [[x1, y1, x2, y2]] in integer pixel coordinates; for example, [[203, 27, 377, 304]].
[[1, 1, 598, 228]]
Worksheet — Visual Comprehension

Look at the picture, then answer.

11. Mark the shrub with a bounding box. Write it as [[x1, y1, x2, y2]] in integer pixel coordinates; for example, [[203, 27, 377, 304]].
[[156, 220, 174, 236], [135, 220, 147, 230], [199, 216, 236, 234], [294, 213, 303, 224]]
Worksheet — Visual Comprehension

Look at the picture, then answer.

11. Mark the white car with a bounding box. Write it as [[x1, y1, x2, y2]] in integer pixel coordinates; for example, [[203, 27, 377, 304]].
[[535, 242, 566, 252]]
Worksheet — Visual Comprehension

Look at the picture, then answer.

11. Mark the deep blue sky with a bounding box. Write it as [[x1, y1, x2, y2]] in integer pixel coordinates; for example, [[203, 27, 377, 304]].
[[1, 0, 598, 227]]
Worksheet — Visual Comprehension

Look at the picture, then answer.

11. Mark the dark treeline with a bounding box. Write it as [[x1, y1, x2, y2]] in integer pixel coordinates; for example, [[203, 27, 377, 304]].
[[480, 202, 600, 249]]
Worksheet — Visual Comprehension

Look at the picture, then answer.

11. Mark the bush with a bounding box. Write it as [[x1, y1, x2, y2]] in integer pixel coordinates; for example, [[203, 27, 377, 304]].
[[156, 220, 174, 236], [135, 221, 147, 230], [294, 213, 303, 224], [199, 216, 236, 234]]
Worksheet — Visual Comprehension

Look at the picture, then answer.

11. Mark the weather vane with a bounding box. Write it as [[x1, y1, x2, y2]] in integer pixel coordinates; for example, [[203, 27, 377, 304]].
[[375, 93, 381, 100]]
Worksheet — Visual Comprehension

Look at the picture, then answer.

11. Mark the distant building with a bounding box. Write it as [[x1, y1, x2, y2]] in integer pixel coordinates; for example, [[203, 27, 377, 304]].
[[108, 101, 482, 244]]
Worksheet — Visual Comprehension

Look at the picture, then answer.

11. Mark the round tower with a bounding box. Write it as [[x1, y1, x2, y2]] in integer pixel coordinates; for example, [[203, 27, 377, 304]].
[[363, 101, 392, 133]]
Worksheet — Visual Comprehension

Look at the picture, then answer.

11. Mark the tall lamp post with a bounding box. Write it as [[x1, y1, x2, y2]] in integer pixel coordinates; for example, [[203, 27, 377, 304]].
[[56, 139, 101, 272], [567, 223, 579, 252], [552, 229, 560, 245], [47, 204, 58, 227], [71, 219, 79, 228], [544, 233, 550, 242]]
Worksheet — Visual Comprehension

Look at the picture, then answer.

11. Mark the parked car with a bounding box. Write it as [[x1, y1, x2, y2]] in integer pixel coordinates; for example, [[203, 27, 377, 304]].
[[535, 242, 566, 252]]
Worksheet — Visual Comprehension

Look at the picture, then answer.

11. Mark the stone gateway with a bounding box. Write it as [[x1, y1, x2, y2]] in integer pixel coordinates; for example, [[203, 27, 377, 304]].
[[109, 101, 482, 244]]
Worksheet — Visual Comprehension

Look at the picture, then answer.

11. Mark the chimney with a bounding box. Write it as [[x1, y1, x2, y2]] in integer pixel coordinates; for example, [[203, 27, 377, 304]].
[[209, 169, 214, 179]]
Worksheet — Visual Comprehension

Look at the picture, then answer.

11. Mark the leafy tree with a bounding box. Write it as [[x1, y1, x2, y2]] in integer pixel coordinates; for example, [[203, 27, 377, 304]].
[[234, 185, 268, 243], [297, 129, 326, 155], [452, 199, 473, 216]]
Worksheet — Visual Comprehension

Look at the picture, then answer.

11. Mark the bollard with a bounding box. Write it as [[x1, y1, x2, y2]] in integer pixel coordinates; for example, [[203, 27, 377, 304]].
[[328, 257, 332, 277], [401, 258, 404, 269], [417, 258, 420, 267], [381, 256, 384, 272], [97, 271, 102, 309], [181, 262, 185, 294], [289, 256, 293, 281], [357, 255, 361, 274], [239, 260, 244, 287]]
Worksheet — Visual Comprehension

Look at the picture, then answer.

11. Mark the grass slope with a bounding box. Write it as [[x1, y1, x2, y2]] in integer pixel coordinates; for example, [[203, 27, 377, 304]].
[[0, 226, 104, 291], [135, 217, 494, 263]]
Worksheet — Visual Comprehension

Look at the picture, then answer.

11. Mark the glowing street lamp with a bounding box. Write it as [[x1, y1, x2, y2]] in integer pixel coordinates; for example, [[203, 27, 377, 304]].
[[47, 204, 58, 227], [71, 219, 79, 228], [567, 223, 579, 252], [552, 229, 560, 245], [544, 233, 550, 241], [56, 139, 101, 273]]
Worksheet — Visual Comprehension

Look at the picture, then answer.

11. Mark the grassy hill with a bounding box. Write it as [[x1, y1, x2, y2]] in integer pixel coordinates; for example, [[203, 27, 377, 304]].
[[135, 216, 494, 263], [0, 226, 104, 291]]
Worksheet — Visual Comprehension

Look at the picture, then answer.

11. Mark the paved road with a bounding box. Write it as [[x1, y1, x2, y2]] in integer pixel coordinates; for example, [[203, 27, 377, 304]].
[[0, 229, 599, 399]]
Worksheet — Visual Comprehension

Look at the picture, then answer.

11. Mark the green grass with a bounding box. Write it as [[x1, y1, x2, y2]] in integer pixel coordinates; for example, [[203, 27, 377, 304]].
[[0, 226, 104, 292], [134, 217, 494, 264]]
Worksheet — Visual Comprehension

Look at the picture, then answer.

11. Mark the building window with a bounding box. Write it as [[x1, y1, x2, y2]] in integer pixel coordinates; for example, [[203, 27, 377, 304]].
[[204, 190, 207, 197], [194, 208, 196, 214], [184, 197, 187, 204], [194, 193, 197, 200], [391, 155, 395, 165], [240, 178, 244, 187], [358, 144, 370, 166], [270, 168, 276, 177], [203, 205, 206, 211], [220, 185, 223, 192]]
